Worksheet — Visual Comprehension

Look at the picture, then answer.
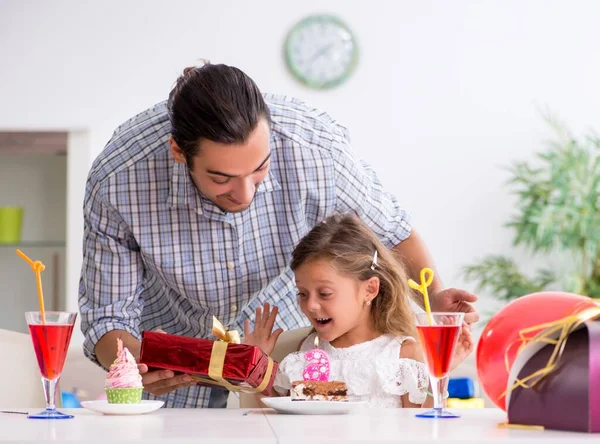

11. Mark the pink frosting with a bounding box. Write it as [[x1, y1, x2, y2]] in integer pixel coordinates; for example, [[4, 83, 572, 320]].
[[105, 338, 143, 389]]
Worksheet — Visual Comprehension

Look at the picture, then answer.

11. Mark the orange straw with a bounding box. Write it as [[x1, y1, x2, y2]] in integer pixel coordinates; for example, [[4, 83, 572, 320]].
[[16, 249, 46, 324], [408, 267, 435, 325]]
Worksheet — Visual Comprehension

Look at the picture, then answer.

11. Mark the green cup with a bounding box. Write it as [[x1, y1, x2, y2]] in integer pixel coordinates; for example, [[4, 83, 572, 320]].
[[0, 207, 24, 244]]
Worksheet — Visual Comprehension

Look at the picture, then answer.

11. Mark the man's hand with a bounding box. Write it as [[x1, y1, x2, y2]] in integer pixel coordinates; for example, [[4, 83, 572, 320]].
[[138, 329, 195, 397], [97, 328, 195, 397], [450, 322, 475, 371], [431, 288, 479, 324], [243, 303, 283, 355], [138, 364, 195, 397], [392, 229, 479, 325]]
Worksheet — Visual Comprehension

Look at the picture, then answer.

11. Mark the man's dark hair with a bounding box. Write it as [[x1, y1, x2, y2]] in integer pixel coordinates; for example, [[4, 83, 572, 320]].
[[167, 62, 271, 165]]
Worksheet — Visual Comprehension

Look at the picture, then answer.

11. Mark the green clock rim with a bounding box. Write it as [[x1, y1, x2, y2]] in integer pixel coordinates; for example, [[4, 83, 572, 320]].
[[284, 14, 359, 90]]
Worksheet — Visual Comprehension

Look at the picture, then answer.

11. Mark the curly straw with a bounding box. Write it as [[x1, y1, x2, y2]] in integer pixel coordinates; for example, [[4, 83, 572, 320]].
[[16, 249, 46, 324]]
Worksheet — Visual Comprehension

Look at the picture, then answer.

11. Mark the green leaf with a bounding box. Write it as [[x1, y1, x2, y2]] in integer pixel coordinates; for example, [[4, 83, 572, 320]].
[[462, 256, 554, 302], [463, 110, 600, 305]]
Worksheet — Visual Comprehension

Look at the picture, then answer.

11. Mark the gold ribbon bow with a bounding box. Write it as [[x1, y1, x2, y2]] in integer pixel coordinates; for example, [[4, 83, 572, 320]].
[[211, 316, 241, 344], [190, 316, 274, 393], [501, 304, 600, 400]]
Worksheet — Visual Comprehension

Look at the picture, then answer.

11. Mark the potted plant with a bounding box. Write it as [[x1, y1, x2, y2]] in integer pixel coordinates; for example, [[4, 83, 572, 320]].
[[464, 114, 600, 305]]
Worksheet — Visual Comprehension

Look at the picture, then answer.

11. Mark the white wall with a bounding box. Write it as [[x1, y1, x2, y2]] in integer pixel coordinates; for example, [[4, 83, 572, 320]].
[[1, 0, 599, 339]]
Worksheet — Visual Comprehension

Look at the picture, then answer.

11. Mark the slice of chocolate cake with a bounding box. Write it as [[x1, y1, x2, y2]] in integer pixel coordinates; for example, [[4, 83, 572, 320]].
[[291, 381, 348, 401]]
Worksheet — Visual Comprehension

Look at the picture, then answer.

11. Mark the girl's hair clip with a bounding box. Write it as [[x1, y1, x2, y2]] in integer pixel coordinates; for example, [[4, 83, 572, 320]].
[[370, 249, 378, 271]]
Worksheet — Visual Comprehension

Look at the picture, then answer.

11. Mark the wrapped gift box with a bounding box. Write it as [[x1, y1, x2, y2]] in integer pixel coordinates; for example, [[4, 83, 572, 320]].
[[447, 398, 485, 408], [448, 377, 475, 399], [139, 330, 277, 396], [506, 316, 600, 433]]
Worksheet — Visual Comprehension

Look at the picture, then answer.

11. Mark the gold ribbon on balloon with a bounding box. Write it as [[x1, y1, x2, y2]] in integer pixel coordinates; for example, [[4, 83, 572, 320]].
[[190, 316, 274, 393], [500, 304, 600, 400]]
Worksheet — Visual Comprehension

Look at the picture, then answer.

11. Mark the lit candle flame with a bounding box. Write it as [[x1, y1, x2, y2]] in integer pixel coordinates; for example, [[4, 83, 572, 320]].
[[314, 336, 319, 348]]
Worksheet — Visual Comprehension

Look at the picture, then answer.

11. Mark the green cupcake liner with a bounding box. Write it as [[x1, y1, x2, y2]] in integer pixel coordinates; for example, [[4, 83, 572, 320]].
[[105, 387, 143, 404]]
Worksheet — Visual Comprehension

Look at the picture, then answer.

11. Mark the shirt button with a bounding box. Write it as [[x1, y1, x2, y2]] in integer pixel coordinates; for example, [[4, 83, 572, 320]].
[[226, 262, 234, 270], [231, 304, 238, 312]]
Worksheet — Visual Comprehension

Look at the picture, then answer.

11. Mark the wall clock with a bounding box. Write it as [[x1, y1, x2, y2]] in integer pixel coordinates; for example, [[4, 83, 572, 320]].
[[284, 14, 358, 90]]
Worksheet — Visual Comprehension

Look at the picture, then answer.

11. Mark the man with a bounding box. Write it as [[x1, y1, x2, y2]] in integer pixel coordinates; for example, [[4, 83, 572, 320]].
[[79, 62, 478, 408]]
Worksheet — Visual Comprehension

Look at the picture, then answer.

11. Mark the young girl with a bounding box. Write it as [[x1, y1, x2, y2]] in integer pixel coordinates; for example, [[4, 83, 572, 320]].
[[244, 214, 474, 408]]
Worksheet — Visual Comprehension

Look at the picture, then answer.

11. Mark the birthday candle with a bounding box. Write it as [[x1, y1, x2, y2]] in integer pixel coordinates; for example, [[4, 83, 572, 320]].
[[302, 336, 331, 381]]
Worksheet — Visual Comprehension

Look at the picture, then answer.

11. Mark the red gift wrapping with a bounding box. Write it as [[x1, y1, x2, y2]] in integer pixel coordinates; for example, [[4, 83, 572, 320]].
[[139, 331, 277, 396]]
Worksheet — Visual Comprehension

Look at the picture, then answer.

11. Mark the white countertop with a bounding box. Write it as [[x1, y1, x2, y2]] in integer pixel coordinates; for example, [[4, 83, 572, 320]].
[[0, 408, 597, 443], [0, 408, 275, 444]]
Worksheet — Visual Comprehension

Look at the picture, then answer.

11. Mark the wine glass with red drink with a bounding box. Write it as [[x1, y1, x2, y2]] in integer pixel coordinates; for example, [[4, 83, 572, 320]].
[[25, 311, 77, 419], [415, 312, 464, 418]]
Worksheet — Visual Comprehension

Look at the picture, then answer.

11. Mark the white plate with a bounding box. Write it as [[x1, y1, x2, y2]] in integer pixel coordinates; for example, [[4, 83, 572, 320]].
[[261, 397, 365, 415], [81, 400, 164, 416]]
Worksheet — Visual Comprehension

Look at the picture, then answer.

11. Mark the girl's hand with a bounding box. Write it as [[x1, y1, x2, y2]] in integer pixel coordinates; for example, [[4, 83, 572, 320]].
[[450, 323, 474, 372], [243, 303, 283, 356]]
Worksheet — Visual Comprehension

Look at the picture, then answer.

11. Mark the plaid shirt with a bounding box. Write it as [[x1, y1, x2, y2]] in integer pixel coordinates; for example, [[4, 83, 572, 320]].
[[79, 94, 412, 408]]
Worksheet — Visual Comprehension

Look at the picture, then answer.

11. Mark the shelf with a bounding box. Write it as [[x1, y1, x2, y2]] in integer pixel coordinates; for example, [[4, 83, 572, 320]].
[[0, 241, 65, 248], [0, 131, 68, 154]]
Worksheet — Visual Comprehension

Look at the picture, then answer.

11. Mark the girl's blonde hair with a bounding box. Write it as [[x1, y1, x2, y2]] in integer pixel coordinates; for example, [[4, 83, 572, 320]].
[[291, 213, 417, 338]]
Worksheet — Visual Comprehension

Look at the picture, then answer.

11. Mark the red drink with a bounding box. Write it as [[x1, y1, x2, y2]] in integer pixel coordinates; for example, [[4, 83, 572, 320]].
[[414, 312, 464, 418], [416, 325, 460, 378], [28, 324, 74, 380], [26, 311, 77, 419]]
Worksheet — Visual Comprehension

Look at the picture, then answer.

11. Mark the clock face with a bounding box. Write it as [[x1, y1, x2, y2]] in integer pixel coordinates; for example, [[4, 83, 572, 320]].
[[284, 15, 358, 90]]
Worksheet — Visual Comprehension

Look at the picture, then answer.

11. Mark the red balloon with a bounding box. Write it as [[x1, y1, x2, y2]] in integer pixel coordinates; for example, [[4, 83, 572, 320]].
[[476, 292, 598, 410]]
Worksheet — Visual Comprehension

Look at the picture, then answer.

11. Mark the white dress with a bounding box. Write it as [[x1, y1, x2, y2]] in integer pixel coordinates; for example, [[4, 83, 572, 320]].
[[273, 333, 428, 408]]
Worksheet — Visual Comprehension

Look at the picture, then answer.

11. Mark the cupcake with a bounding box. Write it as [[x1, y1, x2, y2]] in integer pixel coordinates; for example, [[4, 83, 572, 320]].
[[105, 338, 143, 404]]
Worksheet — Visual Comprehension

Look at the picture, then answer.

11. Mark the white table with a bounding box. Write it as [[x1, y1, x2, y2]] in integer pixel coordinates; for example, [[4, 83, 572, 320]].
[[0, 408, 597, 443], [264, 408, 599, 443], [0, 408, 275, 443]]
